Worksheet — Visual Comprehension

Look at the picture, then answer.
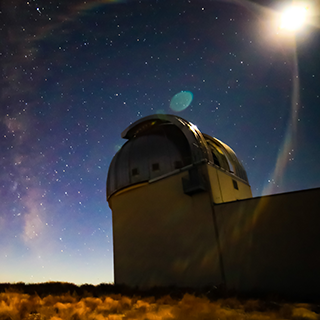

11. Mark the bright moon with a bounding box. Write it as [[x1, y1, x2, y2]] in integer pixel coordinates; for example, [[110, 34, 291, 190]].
[[280, 5, 308, 31]]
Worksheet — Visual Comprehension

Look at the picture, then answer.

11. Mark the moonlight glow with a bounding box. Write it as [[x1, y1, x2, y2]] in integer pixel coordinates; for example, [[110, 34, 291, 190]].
[[280, 5, 308, 31]]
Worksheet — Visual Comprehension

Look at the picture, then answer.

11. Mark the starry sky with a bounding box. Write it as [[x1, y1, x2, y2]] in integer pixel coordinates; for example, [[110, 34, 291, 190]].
[[1, 0, 320, 285]]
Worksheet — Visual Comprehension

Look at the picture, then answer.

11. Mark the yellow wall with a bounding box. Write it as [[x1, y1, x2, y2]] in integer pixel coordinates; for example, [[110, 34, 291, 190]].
[[207, 165, 252, 204], [109, 167, 223, 288], [109, 155, 320, 296]]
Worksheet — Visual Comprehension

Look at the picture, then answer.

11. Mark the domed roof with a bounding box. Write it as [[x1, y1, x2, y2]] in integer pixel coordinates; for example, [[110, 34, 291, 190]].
[[107, 114, 248, 198]]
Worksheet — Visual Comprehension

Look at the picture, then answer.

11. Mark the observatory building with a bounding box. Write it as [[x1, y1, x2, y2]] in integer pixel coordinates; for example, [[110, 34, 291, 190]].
[[107, 114, 252, 288], [107, 114, 320, 297]]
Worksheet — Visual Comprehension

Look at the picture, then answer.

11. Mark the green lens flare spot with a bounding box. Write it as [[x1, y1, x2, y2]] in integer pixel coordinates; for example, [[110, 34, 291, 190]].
[[170, 91, 193, 112]]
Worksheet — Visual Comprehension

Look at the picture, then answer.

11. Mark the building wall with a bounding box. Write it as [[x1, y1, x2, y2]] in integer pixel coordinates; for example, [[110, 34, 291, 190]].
[[109, 154, 320, 297], [214, 187, 320, 296], [109, 166, 223, 288], [207, 165, 252, 203]]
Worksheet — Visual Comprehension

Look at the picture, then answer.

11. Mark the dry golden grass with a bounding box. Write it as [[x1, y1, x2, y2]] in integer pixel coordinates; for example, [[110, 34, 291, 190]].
[[0, 289, 319, 320]]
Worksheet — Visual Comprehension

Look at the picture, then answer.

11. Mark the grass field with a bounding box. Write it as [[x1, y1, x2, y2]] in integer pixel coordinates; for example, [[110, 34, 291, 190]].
[[0, 283, 319, 320]]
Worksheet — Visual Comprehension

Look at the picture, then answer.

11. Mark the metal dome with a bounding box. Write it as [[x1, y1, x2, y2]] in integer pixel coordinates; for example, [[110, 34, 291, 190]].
[[203, 134, 249, 183], [107, 114, 249, 198]]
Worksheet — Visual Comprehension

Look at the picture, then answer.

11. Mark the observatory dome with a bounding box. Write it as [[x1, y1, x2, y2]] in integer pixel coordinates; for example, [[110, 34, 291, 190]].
[[107, 114, 249, 198]]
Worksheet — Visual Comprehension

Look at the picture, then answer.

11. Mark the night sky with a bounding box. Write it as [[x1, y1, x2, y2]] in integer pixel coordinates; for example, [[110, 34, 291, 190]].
[[1, 0, 320, 284]]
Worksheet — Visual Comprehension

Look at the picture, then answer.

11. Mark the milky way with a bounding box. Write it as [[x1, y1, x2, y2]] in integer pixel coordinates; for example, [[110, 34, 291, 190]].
[[1, 0, 320, 284]]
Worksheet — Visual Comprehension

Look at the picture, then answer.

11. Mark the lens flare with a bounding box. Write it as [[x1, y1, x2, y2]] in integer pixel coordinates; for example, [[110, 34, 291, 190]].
[[170, 91, 193, 112], [263, 47, 300, 195]]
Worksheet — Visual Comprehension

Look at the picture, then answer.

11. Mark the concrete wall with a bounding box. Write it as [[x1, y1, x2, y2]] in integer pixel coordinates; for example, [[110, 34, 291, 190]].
[[109, 166, 223, 288], [215, 187, 320, 296], [109, 157, 320, 297]]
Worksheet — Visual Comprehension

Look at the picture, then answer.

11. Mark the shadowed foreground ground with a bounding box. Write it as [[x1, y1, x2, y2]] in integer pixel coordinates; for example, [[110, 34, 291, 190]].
[[0, 282, 319, 320]]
